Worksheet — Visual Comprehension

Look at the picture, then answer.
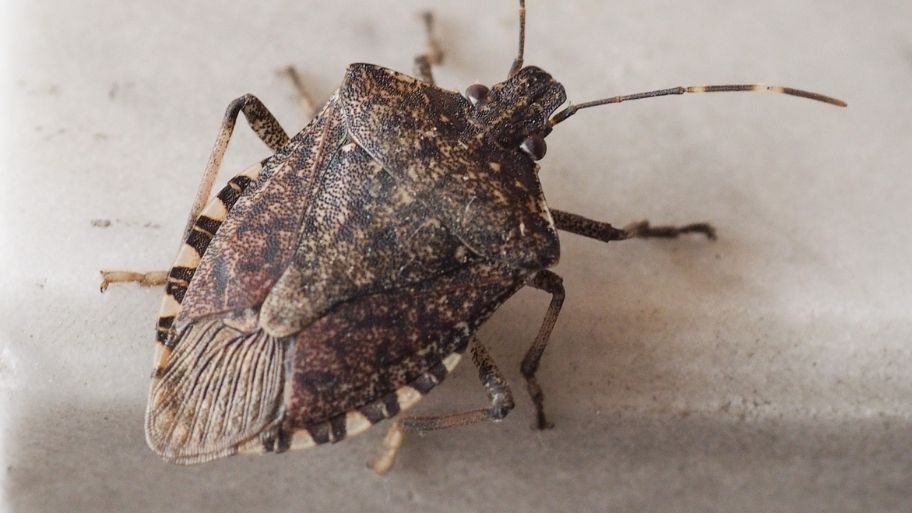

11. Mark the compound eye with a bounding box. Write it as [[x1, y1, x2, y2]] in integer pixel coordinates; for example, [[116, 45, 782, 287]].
[[520, 135, 547, 160], [465, 83, 490, 106]]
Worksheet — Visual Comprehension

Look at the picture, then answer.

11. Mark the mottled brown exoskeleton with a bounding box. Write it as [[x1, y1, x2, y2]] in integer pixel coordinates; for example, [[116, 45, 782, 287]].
[[101, 1, 845, 474]]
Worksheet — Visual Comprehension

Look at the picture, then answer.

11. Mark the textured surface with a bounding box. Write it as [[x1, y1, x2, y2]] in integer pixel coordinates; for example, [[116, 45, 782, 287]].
[[146, 320, 285, 464], [2, 0, 911, 512]]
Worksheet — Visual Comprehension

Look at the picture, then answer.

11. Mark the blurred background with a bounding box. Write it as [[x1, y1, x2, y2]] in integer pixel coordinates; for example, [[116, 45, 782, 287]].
[[2, 1, 910, 511]]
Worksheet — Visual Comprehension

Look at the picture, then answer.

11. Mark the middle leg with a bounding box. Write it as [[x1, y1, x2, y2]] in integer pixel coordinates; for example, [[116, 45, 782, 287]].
[[551, 209, 716, 243], [521, 270, 565, 430]]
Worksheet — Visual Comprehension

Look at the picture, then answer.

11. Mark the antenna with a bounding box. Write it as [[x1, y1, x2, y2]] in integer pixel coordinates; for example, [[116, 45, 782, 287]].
[[549, 84, 847, 126], [508, 0, 526, 78]]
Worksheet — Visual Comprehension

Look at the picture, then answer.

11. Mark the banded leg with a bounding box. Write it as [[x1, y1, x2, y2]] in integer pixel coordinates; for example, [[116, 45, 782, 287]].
[[371, 339, 514, 475], [552, 209, 717, 243], [413, 11, 444, 85], [521, 270, 565, 430]]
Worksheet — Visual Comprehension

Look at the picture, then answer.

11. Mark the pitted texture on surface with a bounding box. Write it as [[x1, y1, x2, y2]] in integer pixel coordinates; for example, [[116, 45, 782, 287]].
[[341, 64, 564, 269], [4, 1, 908, 512]]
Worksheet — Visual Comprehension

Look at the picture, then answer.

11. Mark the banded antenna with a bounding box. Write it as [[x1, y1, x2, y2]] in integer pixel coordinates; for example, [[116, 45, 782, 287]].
[[549, 84, 847, 126], [507, 2, 846, 121]]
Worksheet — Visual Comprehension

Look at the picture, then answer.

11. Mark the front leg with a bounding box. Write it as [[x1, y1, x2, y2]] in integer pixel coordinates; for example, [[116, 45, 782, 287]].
[[551, 209, 716, 243]]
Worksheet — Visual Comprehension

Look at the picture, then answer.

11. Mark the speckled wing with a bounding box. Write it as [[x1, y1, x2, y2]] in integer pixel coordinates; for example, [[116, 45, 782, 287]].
[[147, 64, 559, 463], [281, 259, 526, 443], [339, 63, 560, 270], [146, 97, 347, 463], [177, 96, 347, 325], [258, 137, 480, 338]]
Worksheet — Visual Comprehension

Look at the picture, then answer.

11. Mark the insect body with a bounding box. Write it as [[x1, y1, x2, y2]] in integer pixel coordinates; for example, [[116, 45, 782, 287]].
[[101, 1, 844, 474]]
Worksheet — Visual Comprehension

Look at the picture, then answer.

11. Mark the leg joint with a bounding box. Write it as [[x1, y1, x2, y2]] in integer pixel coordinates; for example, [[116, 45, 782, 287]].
[[529, 269, 564, 296], [486, 383, 515, 420], [520, 361, 536, 379], [224, 94, 255, 119]]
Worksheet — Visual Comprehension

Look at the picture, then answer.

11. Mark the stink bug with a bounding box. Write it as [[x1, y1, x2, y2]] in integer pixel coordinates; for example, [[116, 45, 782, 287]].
[[100, 1, 845, 474]]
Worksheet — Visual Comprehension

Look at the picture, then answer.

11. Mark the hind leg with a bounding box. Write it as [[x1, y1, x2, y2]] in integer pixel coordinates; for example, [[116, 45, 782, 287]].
[[183, 94, 290, 237], [100, 94, 292, 292], [370, 339, 513, 475]]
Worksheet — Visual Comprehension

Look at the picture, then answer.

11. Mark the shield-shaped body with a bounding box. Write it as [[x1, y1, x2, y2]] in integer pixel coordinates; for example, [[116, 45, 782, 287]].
[[145, 64, 566, 463]]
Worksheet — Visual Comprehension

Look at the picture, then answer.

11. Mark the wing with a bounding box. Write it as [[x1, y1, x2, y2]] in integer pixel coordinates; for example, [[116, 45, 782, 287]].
[[147, 97, 347, 463], [149, 254, 525, 461], [258, 140, 477, 337], [176, 94, 347, 325], [339, 63, 560, 270], [280, 259, 526, 444], [145, 321, 284, 464]]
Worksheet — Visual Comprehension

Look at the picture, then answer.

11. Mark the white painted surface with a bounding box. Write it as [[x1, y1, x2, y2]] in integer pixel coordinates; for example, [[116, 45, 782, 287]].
[[2, 1, 910, 511]]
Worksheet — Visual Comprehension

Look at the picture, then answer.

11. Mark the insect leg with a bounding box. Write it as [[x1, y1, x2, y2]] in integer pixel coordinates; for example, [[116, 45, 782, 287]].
[[551, 209, 716, 243], [370, 338, 514, 475], [621, 220, 717, 240], [413, 11, 444, 85], [100, 97, 284, 293], [521, 269, 565, 430], [277, 66, 317, 122], [98, 270, 168, 292], [100, 163, 261, 294], [183, 94, 290, 239]]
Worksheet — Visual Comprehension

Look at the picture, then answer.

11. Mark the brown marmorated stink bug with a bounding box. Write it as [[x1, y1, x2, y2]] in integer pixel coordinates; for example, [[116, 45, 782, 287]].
[[100, 1, 845, 474]]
